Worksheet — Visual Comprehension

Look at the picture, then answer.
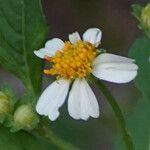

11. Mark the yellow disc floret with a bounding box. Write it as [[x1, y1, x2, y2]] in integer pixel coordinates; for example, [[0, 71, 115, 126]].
[[44, 41, 99, 79]]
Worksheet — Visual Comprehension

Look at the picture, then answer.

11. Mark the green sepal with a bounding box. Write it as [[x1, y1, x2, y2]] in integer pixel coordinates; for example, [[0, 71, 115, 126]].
[[132, 3, 150, 39], [10, 104, 39, 132], [131, 4, 143, 21], [0, 85, 17, 125]]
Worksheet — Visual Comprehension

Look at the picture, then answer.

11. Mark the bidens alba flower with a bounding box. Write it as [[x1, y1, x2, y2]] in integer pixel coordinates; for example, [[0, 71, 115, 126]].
[[34, 28, 138, 121]]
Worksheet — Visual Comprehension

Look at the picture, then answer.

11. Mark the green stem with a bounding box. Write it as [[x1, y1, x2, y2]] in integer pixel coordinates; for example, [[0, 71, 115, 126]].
[[33, 119, 79, 150], [90, 75, 135, 150]]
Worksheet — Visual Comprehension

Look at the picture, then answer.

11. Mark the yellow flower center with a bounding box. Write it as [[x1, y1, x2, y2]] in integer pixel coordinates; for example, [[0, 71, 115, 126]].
[[44, 41, 99, 79]]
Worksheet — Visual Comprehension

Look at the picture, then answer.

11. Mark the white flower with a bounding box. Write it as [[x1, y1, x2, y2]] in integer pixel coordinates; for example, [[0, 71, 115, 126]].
[[34, 28, 138, 121]]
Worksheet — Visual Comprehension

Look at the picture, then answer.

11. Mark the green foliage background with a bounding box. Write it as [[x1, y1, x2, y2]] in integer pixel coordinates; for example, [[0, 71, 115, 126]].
[[0, 0, 48, 95]]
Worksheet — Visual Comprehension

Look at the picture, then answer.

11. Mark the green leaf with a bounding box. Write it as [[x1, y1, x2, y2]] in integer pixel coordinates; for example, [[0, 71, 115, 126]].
[[0, 125, 47, 150], [0, 0, 48, 95], [115, 98, 150, 150], [129, 37, 150, 100]]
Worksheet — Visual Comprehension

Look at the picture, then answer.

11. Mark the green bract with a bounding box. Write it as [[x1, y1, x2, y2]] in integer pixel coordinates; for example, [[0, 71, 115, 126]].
[[132, 3, 150, 39], [12, 104, 39, 132], [0, 91, 11, 123], [0, 92, 11, 114], [141, 4, 150, 27]]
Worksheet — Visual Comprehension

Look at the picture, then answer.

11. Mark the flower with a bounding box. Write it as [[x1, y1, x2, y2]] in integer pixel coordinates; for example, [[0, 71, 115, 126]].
[[34, 28, 138, 121]]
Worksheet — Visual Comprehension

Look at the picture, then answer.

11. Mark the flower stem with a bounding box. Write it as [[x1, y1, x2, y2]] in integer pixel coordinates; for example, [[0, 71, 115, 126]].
[[90, 75, 135, 150], [33, 119, 79, 150]]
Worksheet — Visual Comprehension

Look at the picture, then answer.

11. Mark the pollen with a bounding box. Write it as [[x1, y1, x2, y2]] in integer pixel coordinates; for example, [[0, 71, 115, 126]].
[[44, 41, 99, 79]]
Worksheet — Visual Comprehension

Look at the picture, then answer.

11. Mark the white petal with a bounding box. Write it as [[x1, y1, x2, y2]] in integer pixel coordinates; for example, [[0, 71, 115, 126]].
[[95, 63, 138, 70], [34, 38, 64, 59], [69, 32, 81, 44], [45, 38, 64, 52], [83, 28, 102, 47], [80, 79, 100, 119], [93, 53, 135, 65], [67, 79, 81, 120], [68, 78, 99, 120], [92, 63, 138, 83], [36, 79, 70, 121], [34, 48, 49, 59]]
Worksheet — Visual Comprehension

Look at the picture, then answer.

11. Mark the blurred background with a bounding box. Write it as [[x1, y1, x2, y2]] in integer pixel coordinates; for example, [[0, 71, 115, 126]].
[[0, 0, 148, 149]]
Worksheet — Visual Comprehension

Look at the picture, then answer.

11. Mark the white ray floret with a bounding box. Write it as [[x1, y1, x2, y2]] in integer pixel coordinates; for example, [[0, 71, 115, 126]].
[[69, 32, 81, 44], [34, 38, 64, 58], [68, 78, 99, 120], [36, 79, 70, 121], [83, 28, 102, 47]]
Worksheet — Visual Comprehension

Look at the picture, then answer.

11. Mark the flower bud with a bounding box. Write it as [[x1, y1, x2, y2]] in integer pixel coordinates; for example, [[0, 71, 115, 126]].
[[141, 4, 150, 31], [0, 91, 11, 116], [13, 104, 39, 131]]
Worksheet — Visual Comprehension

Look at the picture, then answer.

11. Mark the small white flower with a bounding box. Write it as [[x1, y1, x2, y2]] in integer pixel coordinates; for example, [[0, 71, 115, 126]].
[[34, 28, 138, 121]]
